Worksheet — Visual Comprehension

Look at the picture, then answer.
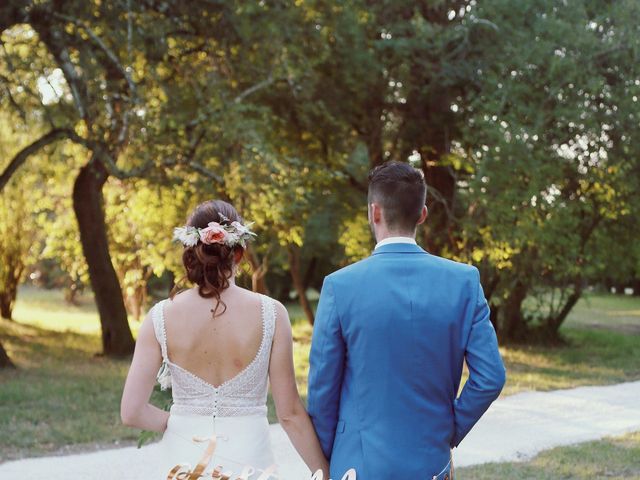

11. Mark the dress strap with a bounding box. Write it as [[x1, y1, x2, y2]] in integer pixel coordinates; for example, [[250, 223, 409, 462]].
[[151, 299, 169, 361], [260, 294, 277, 345]]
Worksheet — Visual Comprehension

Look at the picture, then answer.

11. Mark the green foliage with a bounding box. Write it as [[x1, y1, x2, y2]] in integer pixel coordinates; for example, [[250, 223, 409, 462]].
[[453, 0, 640, 339], [103, 177, 202, 316], [1, 0, 639, 340], [0, 113, 49, 319]]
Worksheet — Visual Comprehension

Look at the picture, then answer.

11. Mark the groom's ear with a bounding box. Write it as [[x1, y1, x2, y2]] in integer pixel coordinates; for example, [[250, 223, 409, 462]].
[[416, 205, 428, 226], [370, 203, 383, 224]]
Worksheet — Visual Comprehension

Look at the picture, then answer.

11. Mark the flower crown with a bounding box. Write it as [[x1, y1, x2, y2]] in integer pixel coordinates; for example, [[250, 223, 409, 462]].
[[172, 214, 257, 248]]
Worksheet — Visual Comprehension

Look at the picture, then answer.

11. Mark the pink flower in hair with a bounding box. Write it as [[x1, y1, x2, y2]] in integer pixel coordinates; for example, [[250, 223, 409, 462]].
[[200, 222, 227, 245]]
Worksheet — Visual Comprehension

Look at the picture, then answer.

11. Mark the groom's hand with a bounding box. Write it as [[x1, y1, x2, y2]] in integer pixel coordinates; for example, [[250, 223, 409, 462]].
[[451, 268, 506, 447]]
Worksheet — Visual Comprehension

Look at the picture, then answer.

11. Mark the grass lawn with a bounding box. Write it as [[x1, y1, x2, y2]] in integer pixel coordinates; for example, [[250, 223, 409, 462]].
[[457, 431, 640, 479], [564, 292, 640, 334], [0, 286, 639, 462]]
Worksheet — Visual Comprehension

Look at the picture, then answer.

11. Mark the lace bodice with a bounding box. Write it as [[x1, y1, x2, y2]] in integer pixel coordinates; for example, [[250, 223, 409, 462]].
[[150, 294, 276, 418]]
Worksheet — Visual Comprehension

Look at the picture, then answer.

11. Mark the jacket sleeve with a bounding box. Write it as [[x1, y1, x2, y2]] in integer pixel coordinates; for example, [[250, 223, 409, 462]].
[[451, 267, 506, 447], [307, 276, 346, 459]]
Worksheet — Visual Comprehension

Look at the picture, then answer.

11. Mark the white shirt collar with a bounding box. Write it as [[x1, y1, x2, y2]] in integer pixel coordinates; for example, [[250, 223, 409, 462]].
[[374, 236, 417, 250]]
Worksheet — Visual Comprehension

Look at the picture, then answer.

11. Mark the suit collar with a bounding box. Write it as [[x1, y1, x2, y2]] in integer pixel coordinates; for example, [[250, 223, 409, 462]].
[[371, 242, 428, 255], [375, 236, 417, 249]]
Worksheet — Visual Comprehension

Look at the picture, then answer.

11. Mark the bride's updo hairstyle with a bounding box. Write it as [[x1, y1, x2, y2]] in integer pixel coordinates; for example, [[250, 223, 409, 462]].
[[169, 200, 245, 316]]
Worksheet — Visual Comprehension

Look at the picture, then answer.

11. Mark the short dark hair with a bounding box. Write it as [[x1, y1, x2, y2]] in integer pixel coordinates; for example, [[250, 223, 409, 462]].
[[367, 161, 427, 232]]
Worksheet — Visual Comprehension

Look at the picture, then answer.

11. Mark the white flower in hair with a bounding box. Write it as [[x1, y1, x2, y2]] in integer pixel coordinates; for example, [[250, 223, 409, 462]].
[[172, 213, 257, 248], [224, 229, 241, 246], [231, 220, 252, 236], [231, 221, 257, 247], [173, 226, 200, 247]]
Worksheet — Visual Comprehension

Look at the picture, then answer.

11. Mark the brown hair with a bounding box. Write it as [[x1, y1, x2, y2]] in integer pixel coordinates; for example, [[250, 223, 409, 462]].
[[169, 200, 244, 316], [367, 161, 427, 233]]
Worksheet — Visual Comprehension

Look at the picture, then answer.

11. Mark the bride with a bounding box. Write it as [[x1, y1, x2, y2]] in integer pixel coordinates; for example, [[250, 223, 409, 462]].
[[120, 200, 328, 478]]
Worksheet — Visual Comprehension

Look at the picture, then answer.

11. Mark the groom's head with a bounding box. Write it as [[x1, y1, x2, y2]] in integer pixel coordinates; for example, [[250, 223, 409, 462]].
[[367, 161, 427, 240]]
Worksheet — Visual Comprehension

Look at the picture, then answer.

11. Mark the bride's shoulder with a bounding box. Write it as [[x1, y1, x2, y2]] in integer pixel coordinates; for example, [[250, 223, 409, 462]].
[[240, 290, 288, 321], [145, 290, 190, 325], [273, 299, 289, 321], [161, 288, 194, 309]]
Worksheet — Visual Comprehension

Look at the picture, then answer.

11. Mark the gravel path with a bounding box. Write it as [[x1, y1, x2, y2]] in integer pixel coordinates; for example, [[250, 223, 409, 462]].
[[1, 380, 639, 479]]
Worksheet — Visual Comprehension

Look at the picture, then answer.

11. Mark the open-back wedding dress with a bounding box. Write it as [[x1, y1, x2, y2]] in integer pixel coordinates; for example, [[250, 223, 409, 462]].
[[144, 294, 277, 478]]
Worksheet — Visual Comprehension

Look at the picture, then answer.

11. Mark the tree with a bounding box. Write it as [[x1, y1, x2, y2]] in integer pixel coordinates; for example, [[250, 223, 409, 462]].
[[0, 181, 28, 320], [0, 111, 50, 368], [0, 109, 48, 321], [1, 2, 144, 355], [0, 0, 278, 353], [257, 1, 487, 255], [455, 0, 640, 340]]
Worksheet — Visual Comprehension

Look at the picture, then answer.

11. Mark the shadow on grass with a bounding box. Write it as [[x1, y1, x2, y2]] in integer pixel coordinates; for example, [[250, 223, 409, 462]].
[[0, 318, 135, 462], [0, 319, 117, 368], [497, 327, 640, 396]]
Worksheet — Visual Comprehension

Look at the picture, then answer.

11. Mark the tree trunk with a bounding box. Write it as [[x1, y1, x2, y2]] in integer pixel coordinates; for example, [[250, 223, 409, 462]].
[[545, 282, 583, 336], [0, 255, 23, 320], [64, 281, 82, 306], [246, 245, 269, 295], [0, 294, 13, 320], [501, 279, 528, 341], [302, 257, 318, 292], [120, 265, 151, 322], [0, 340, 15, 368], [72, 158, 134, 356], [124, 284, 146, 322], [420, 110, 456, 257], [489, 303, 500, 336], [423, 165, 455, 255], [287, 245, 315, 325], [364, 83, 386, 167]]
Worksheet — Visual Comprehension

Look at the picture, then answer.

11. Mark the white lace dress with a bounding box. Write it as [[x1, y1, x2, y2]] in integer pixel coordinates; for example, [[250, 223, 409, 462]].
[[143, 294, 277, 479]]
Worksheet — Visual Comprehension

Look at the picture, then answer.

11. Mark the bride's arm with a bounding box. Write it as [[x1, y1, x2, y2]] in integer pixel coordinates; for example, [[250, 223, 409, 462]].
[[269, 301, 329, 476], [120, 311, 170, 433]]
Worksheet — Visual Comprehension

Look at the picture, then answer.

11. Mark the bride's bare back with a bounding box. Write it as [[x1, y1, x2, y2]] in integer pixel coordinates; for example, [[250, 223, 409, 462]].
[[164, 286, 264, 388], [120, 199, 327, 474]]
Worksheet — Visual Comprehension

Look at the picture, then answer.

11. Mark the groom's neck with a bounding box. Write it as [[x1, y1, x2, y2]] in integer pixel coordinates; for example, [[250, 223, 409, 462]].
[[375, 230, 416, 243]]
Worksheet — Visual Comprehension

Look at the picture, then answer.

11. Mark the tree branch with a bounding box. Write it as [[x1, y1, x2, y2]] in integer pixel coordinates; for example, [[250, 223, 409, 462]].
[[189, 161, 224, 183], [64, 131, 157, 180], [0, 128, 73, 191], [426, 181, 459, 222], [44, 27, 90, 123], [234, 74, 275, 104], [0, 73, 56, 127], [53, 13, 139, 104], [0, 81, 26, 121], [0, 125, 162, 190], [345, 170, 367, 193]]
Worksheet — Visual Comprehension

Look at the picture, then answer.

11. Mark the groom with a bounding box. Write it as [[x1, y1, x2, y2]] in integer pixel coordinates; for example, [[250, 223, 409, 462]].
[[308, 162, 506, 479]]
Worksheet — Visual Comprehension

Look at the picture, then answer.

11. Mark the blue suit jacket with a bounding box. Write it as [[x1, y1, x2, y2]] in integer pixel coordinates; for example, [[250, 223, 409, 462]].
[[307, 243, 506, 479]]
